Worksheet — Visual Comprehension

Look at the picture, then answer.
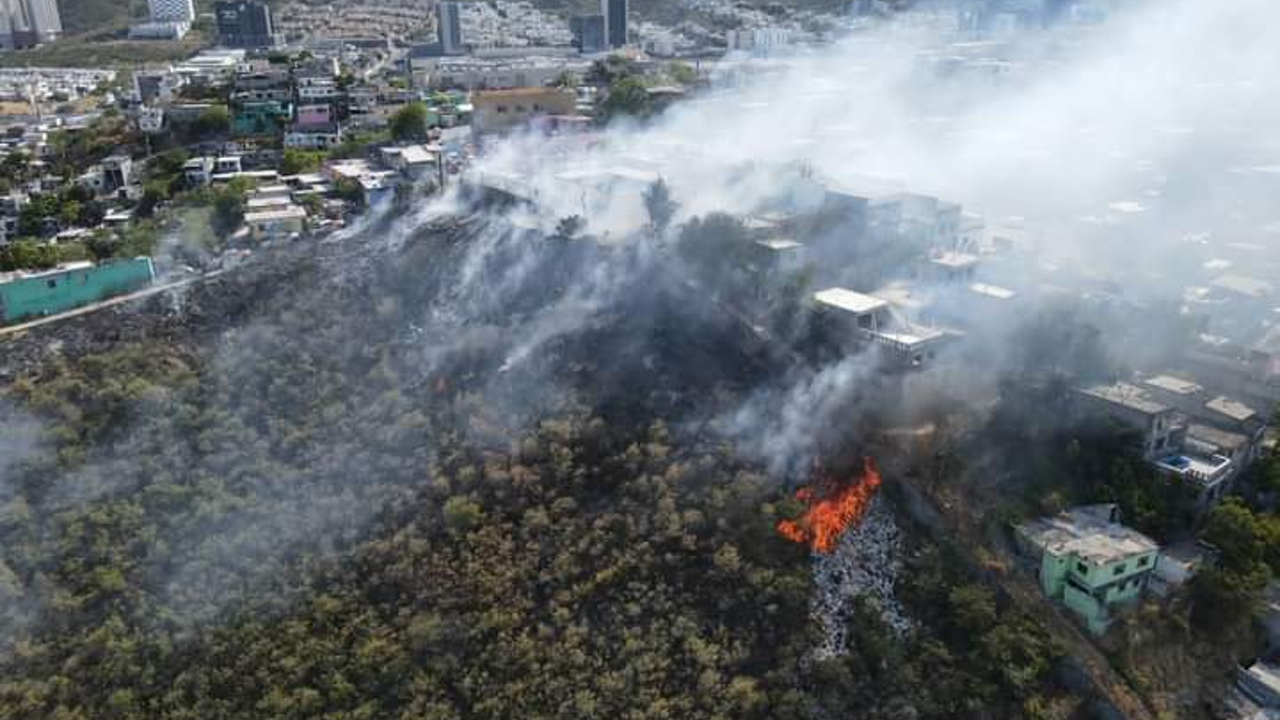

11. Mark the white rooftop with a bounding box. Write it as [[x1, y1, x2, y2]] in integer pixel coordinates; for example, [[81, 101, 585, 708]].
[[814, 287, 888, 316], [1207, 396, 1258, 423], [1242, 662, 1280, 694], [756, 238, 802, 251], [968, 282, 1016, 300], [1021, 508, 1158, 566], [930, 251, 980, 270], [398, 145, 437, 164], [1142, 374, 1202, 396], [1080, 382, 1170, 416], [871, 326, 948, 348], [245, 206, 307, 222]]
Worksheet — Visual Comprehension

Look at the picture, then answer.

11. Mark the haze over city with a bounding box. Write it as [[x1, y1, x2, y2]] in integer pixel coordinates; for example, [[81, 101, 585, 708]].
[[1, 2, 1280, 719]]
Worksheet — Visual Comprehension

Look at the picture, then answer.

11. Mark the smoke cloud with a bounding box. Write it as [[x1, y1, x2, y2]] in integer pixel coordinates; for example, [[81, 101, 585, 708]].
[[4, 0, 1278, 637]]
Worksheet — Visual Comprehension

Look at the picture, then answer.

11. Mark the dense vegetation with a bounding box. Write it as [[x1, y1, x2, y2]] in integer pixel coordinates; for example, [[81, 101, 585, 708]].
[[0, 213, 1085, 718]]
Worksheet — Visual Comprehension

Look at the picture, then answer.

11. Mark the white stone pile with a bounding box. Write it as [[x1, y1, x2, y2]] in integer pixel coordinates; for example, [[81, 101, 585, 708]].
[[809, 494, 911, 659]]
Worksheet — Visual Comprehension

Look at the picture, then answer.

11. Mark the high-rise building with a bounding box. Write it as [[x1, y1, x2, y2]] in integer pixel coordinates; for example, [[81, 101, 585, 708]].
[[437, 1, 463, 56], [215, 0, 281, 50], [149, 0, 194, 24], [601, 0, 626, 49], [570, 15, 605, 54], [0, 0, 61, 49], [131, 0, 193, 40]]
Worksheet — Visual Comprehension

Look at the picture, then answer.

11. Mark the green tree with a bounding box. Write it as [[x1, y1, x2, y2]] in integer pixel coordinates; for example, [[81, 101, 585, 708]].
[[667, 61, 697, 86], [587, 55, 641, 85], [281, 149, 326, 176], [1191, 500, 1280, 632], [136, 181, 171, 219], [192, 106, 230, 137], [442, 496, 484, 534], [0, 239, 58, 270], [152, 148, 190, 180], [389, 102, 429, 142], [603, 76, 651, 119], [210, 183, 248, 238]]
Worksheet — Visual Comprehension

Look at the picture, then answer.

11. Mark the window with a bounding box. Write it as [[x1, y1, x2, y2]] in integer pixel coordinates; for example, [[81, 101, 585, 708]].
[[515, 104, 526, 113], [1138, 556, 1149, 567], [46, 279, 56, 289], [496, 105, 508, 113], [1076, 562, 1088, 575], [1113, 563, 1126, 576]]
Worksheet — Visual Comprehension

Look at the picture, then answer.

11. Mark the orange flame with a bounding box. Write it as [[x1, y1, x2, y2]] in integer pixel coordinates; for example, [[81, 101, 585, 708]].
[[777, 458, 882, 554]]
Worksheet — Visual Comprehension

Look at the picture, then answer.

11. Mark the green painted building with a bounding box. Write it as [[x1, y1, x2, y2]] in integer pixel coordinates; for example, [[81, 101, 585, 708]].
[[1018, 505, 1159, 634], [0, 258, 155, 325], [232, 101, 294, 137]]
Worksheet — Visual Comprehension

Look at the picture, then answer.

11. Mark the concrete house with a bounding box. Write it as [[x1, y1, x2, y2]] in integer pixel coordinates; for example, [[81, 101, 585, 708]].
[[1079, 381, 1233, 508], [470, 87, 576, 135], [1077, 382, 1187, 460], [813, 287, 951, 368], [1018, 505, 1159, 634]]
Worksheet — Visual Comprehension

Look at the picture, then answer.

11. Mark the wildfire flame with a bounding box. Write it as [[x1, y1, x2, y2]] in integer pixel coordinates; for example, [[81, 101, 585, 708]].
[[777, 457, 883, 554]]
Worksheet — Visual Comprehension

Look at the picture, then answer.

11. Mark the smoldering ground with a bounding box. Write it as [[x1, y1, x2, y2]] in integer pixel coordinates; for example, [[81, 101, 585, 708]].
[[0, 0, 1277, 644]]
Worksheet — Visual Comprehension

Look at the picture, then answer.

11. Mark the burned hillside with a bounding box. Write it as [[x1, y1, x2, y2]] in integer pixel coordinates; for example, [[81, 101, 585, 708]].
[[0, 187, 1118, 719]]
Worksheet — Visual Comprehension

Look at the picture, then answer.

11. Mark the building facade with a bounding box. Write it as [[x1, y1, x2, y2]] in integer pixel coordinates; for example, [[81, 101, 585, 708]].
[[0, 258, 155, 325], [437, 1, 463, 56], [570, 15, 605, 53], [148, 0, 194, 23], [601, 0, 626, 48], [470, 87, 577, 135], [0, 0, 62, 49], [1018, 506, 1159, 634]]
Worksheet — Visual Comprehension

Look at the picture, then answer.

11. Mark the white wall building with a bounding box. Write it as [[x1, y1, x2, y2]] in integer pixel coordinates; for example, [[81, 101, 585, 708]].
[[0, 0, 62, 49]]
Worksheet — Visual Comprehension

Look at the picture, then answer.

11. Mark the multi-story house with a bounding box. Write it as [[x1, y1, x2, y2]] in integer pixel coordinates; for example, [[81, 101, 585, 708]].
[[1018, 505, 1160, 634]]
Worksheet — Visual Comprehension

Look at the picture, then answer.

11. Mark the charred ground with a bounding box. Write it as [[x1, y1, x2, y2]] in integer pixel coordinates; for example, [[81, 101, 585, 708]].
[[0, 206, 1124, 719]]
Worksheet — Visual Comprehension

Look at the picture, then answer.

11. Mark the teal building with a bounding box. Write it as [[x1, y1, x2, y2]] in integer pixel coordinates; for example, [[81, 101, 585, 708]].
[[232, 101, 294, 137], [0, 258, 156, 324], [1018, 505, 1160, 634]]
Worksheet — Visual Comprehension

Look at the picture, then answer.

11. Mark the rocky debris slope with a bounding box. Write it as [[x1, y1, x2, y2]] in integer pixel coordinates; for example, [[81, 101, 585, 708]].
[[810, 494, 911, 658]]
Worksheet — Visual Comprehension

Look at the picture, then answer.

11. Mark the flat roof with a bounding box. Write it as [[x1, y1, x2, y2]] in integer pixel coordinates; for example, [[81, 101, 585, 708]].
[[756, 238, 802, 251], [0, 260, 95, 284], [246, 196, 294, 209], [1187, 423, 1250, 452], [1155, 452, 1231, 483], [1020, 508, 1158, 566], [814, 287, 888, 316], [1206, 396, 1257, 423], [871, 326, 947, 348], [1142, 374, 1202, 396], [398, 145, 436, 164], [1243, 662, 1280, 694], [929, 251, 980, 270], [245, 206, 307, 222], [1079, 382, 1170, 416], [968, 282, 1016, 300]]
